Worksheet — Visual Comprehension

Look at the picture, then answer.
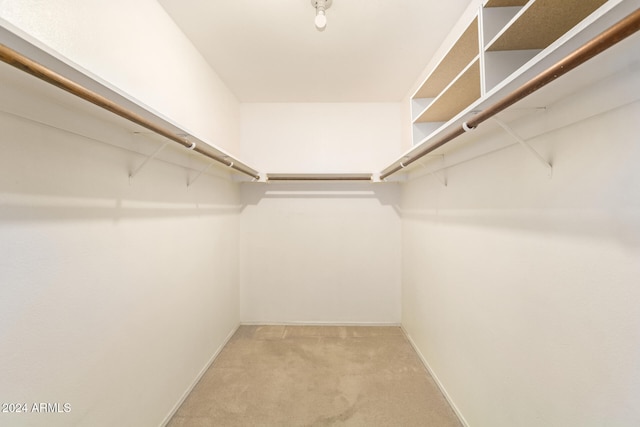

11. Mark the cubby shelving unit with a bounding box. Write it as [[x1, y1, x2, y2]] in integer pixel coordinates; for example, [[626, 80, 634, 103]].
[[409, 0, 616, 147], [411, 17, 480, 145], [482, 0, 608, 92], [486, 0, 608, 51]]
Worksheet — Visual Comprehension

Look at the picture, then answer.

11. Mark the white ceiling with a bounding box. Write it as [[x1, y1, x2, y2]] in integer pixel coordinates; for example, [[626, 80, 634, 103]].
[[158, 0, 473, 102]]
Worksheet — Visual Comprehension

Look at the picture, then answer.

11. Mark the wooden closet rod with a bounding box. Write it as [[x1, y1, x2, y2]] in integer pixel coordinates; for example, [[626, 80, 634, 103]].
[[0, 43, 261, 180], [267, 173, 373, 182], [380, 8, 640, 181]]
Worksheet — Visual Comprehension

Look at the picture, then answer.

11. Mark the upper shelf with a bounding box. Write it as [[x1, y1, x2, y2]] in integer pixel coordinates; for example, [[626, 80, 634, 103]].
[[486, 0, 608, 51], [413, 17, 479, 99], [0, 24, 262, 180]]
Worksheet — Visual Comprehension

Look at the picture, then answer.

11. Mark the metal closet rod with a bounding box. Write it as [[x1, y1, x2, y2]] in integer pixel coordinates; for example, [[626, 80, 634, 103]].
[[0, 43, 261, 181], [380, 8, 640, 181]]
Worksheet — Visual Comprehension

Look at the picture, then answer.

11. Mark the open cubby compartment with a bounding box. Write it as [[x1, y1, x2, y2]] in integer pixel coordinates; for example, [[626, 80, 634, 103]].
[[414, 57, 481, 123], [412, 121, 446, 146], [481, 5, 525, 45], [411, 97, 435, 122], [483, 49, 541, 92], [412, 17, 479, 101], [485, 0, 609, 51]]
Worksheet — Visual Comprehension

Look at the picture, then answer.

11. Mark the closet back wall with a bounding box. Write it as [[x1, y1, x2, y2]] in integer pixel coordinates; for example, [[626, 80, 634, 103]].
[[239, 103, 403, 324]]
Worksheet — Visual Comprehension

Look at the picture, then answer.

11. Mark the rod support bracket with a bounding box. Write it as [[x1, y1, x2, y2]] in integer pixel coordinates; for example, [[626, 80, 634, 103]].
[[187, 162, 214, 188], [493, 118, 552, 178], [462, 122, 476, 132], [418, 155, 447, 187], [129, 140, 171, 183]]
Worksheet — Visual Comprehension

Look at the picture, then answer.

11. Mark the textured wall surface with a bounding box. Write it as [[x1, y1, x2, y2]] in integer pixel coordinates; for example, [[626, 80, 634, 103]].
[[0, 67, 242, 426], [401, 69, 640, 426]]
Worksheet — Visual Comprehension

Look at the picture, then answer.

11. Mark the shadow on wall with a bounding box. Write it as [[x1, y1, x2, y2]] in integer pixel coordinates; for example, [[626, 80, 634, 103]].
[[0, 202, 243, 223], [240, 182, 401, 207], [0, 111, 241, 223], [0, 58, 243, 224], [400, 207, 640, 249], [399, 77, 640, 247]]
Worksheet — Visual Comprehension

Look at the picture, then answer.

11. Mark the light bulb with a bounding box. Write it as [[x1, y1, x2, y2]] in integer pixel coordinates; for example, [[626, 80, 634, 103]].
[[315, 10, 327, 30]]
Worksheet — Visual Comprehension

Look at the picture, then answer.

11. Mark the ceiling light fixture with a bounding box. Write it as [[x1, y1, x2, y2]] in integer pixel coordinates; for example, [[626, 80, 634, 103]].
[[311, 0, 332, 31]]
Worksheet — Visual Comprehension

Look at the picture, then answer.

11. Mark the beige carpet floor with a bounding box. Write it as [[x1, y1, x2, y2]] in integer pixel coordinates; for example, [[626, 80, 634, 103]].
[[167, 325, 461, 427]]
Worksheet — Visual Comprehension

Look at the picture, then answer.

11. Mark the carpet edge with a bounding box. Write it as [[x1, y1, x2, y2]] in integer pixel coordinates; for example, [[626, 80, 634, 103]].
[[401, 326, 471, 427], [159, 324, 241, 427]]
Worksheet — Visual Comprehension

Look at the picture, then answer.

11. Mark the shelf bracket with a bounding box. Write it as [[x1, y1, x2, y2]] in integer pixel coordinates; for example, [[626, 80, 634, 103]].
[[419, 155, 447, 187], [431, 170, 447, 187], [187, 162, 214, 188], [129, 140, 171, 183], [493, 118, 552, 178]]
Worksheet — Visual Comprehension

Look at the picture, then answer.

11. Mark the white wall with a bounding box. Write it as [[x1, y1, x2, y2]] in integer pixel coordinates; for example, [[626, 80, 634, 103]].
[[240, 103, 402, 172], [0, 19, 241, 427], [0, 0, 241, 155], [401, 69, 640, 426], [240, 182, 402, 324], [239, 103, 403, 324]]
